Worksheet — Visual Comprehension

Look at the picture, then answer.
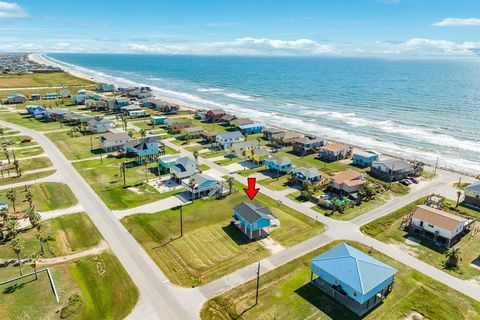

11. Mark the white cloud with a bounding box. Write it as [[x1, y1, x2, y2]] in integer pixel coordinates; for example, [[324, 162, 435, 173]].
[[127, 37, 334, 56], [0, 1, 27, 18], [432, 18, 480, 27], [378, 38, 480, 56]]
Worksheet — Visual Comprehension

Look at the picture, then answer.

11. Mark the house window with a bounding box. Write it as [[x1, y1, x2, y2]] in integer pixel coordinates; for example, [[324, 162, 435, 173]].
[[428, 224, 434, 228], [419, 221, 424, 227]]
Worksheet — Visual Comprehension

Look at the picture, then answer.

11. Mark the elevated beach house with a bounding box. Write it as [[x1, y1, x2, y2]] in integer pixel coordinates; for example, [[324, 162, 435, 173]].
[[157, 154, 182, 174], [290, 167, 322, 185], [264, 156, 293, 174], [232, 202, 280, 240], [352, 150, 379, 168], [233, 118, 254, 128], [216, 131, 245, 150], [151, 116, 167, 125], [99, 132, 131, 152], [182, 173, 221, 199], [310, 243, 397, 316], [263, 127, 284, 140], [238, 122, 264, 135], [97, 83, 115, 92], [201, 131, 218, 144], [44, 93, 59, 100], [270, 130, 304, 148], [87, 117, 115, 133], [182, 126, 205, 139], [170, 157, 198, 182], [122, 136, 163, 162], [231, 140, 259, 157], [4, 93, 26, 104], [407, 205, 473, 247], [114, 97, 130, 110], [371, 158, 413, 182], [206, 109, 226, 122], [220, 114, 236, 126], [292, 135, 326, 156], [64, 112, 92, 125], [26, 105, 46, 119], [60, 89, 71, 98], [329, 169, 364, 196], [318, 143, 352, 162], [45, 109, 70, 122], [463, 181, 480, 208], [169, 121, 192, 134]]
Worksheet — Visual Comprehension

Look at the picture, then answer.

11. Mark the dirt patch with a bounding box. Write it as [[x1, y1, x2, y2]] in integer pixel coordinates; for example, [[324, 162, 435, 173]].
[[55, 230, 72, 255], [127, 186, 144, 195], [401, 311, 429, 320]]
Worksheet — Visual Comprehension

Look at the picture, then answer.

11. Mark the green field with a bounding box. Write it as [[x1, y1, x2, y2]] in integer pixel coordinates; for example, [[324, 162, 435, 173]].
[[0, 112, 65, 131], [0, 182, 78, 213], [73, 157, 176, 210], [122, 185, 324, 287], [0, 213, 101, 259], [0, 146, 44, 160], [0, 252, 138, 320], [1, 134, 38, 147], [0, 72, 95, 89], [361, 198, 480, 280], [46, 130, 107, 160], [201, 241, 480, 320], [0, 169, 56, 186]]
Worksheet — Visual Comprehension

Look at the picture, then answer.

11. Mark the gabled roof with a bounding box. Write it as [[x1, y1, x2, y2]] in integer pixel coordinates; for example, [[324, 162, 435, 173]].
[[188, 173, 217, 186], [353, 150, 379, 158], [291, 167, 321, 179], [234, 202, 275, 224], [374, 158, 412, 171], [465, 181, 480, 193], [221, 114, 236, 121], [208, 108, 226, 115], [311, 243, 397, 294], [217, 131, 244, 141], [331, 169, 363, 184], [267, 155, 292, 166], [231, 140, 258, 150], [184, 126, 205, 133], [172, 157, 196, 172], [411, 205, 467, 232], [235, 118, 254, 126], [100, 132, 131, 142], [87, 117, 113, 126], [320, 142, 350, 153]]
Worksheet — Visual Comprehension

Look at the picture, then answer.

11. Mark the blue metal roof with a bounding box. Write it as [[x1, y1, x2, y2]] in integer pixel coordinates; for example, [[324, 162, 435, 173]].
[[311, 243, 397, 294]]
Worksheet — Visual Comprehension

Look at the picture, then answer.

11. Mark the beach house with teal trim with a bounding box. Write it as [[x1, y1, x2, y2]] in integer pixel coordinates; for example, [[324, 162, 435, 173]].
[[216, 131, 245, 150], [238, 122, 264, 134], [233, 202, 279, 240], [122, 136, 162, 161], [151, 116, 167, 125], [352, 150, 379, 168], [264, 156, 293, 173], [157, 154, 182, 174], [26, 105, 46, 119], [290, 167, 321, 184], [310, 243, 397, 316], [97, 83, 115, 92], [4, 93, 26, 104], [181, 173, 220, 199], [44, 93, 59, 99]]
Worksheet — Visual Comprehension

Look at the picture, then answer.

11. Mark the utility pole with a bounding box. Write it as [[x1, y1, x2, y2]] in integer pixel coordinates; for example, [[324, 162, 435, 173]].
[[122, 161, 126, 186], [434, 157, 439, 175], [100, 153, 103, 164], [180, 205, 183, 237], [255, 262, 260, 305], [90, 135, 93, 150]]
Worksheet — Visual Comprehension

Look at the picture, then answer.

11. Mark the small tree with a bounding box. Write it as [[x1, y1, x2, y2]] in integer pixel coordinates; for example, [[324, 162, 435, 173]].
[[6, 219, 20, 239], [3, 146, 10, 164], [6, 189, 17, 214], [226, 176, 235, 195], [301, 182, 314, 200], [445, 248, 462, 269], [456, 190, 462, 208], [36, 230, 49, 256], [13, 160, 21, 177], [29, 253, 39, 280], [10, 238, 24, 276], [140, 129, 147, 138], [0, 128, 4, 139], [25, 190, 34, 208], [187, 178, 196, 201]]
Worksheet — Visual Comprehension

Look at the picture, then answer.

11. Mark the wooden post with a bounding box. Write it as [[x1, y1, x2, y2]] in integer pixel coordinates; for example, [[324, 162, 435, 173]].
[[180, 205, 183, 238]]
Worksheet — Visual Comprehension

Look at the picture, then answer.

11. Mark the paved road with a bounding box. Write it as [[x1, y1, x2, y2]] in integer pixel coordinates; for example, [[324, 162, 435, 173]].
[[0, 120, 205, 320]]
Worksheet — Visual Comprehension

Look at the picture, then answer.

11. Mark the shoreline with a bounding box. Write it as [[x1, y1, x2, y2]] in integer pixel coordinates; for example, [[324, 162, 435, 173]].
[[28, 53, 477, 179]]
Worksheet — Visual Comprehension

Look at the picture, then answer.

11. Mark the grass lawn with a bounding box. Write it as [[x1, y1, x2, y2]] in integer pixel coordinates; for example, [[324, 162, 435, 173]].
[[199, 164, 210, 172], [122, 184, 324, 287], [258, 175, 291, 191], [275, 150, 356, 175], [214, 157, 240, 166], [73, 157, 176, 210], [199, 150, 228, 159], [361, 198, 480, 280], [165, 145, 180, 155], [0, 182, 78, 213], [201, 240, 480, 320], [45, 130, 106, 160], [0, 213, 101, 259], [16, 157, 52, 172], [0, 112, 65, 132], [0, 169, 56, 186], [1, 134, 38, 147], [0, 252, 138, 320], [0, 72, 95, 89], [0, 146, 44, 160]]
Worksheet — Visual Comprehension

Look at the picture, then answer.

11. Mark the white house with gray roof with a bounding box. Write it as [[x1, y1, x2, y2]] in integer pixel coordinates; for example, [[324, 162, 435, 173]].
[[87, 117, 115, 133], [170, 157, 198, 181], [99, 132, 131, 152], [464, 181, 480, 208], [216, 131, 245, 150]]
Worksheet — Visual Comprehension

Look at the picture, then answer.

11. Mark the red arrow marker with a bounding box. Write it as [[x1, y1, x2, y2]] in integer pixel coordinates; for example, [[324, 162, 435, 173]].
[[244, 177, 260, 200]]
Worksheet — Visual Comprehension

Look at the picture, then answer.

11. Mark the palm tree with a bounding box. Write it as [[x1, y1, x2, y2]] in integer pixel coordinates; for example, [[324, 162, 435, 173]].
[[10, 238, 24, 275], [301, 182, 314, 200], [445, 248, 462, 269], [456, 190, 462, 208], [6, 189, 17, 213], [193, 150, 199, 171], [29, 253, 39, 280], [24, 207, 41, 230], [0, 128, 4, 139], [256, 136, 262, 147], [25, 190, 34, 208], [6, 219, 20, 239], [187, 178, 196, 201], [36, 230, 49, 256], [226, 176, 235, 195], [13, 160, 21, 177], [0, 205, 9, 223], [3, 145, 10, 164], [185, 133, 191, 144], [140, 129, 147, 138]]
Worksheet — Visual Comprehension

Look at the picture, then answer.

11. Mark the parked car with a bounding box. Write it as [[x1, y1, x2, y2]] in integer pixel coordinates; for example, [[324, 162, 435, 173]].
[[408, 177, 419, 184], [2, 140, 14, 145], [400, 179, 412, 186], [20, 138, 32, 143]]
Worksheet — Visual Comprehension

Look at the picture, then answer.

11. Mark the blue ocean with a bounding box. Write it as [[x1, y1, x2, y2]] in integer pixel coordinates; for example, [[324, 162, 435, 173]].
[[46, 53, 480, 175]]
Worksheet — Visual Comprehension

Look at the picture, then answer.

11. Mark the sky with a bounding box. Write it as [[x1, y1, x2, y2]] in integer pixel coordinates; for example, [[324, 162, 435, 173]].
[[1, 0, 480, 57]]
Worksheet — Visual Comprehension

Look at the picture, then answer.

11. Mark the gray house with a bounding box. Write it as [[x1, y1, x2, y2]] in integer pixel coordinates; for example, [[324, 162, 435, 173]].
[[87, 117, 115, 133], [464, 181, 480, 208], [99, 132, 131, 152], [170, 157, 198, 181], [4, 93, 27, 104], [371, 158, 413, 182]]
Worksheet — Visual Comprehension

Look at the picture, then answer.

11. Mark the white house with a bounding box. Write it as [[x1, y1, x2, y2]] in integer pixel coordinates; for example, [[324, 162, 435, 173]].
[[408, 205, 471, 247], [99, 132, 131, 152], [464, 181, 480, 208], [216, 131, 245, 150], [170, 157, 198, 181], [60, 89, 71, 98], [87, 117, 115, 133], [231, 140, 258, 157]]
